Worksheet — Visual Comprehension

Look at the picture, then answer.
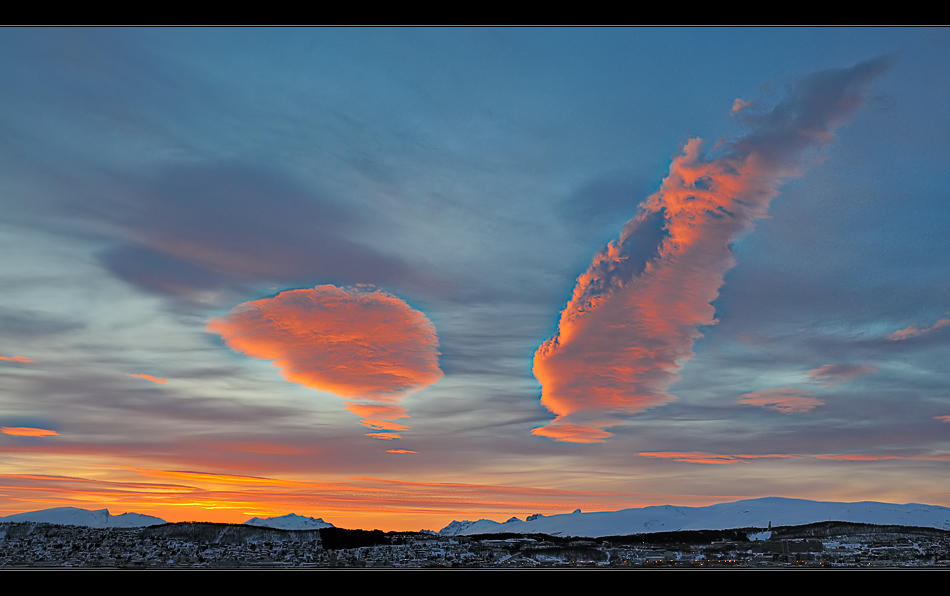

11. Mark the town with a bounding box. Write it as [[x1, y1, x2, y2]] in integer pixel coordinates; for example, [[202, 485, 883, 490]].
[[2, 520, 948, 568]]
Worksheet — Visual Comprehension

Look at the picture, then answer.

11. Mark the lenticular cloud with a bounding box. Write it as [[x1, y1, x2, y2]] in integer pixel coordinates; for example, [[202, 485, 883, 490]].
[[208, 285, 442, 439], [533, 58, 891, 443]]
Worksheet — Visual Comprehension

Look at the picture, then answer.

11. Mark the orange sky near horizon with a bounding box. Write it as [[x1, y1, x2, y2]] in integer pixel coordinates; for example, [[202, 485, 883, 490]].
[[2, 447, 947, 531]]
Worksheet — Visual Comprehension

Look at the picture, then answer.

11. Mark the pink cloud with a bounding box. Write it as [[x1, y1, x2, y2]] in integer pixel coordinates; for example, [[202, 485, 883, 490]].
[[366, 433, 399, 440], [889, 316, 950, 341], [731, 98, 751, 115], [207, 285, 442, 439], [531, 59, 889, 442], [0, 356, 32, 363], [738, 387, 824, 414], [128, 373, 168, 384], [807, 363, 877, 386]]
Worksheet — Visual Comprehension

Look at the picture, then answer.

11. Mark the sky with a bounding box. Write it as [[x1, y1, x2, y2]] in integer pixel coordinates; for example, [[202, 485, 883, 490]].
[[1, 27, 948, 531]]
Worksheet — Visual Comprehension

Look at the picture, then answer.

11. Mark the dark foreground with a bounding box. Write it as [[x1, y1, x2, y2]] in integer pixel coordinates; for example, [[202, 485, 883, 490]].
[[2, 521, 949, 568]]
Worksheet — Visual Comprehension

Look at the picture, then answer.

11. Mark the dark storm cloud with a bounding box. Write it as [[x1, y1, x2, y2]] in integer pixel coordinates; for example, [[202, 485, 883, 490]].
[[94, 162, 430, 304]]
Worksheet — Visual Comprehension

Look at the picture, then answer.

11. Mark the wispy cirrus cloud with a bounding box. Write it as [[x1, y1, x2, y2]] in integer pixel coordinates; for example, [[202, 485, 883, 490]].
[[889, 315, 950, 341], [128, 373, 167, 384], [638, 452, 795, 465], [0, 355, 32, 363], [738, 387, 824, 414], [639, 452, 746, 465], [532, 58, 891, 442], [207, 285, 442, 440], [808, 363, 878, 386]]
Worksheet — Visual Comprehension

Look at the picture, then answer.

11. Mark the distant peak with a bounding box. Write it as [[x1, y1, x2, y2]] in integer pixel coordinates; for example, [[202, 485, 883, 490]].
[[242, 513, 334, 530], [0, 506, 164, 528]]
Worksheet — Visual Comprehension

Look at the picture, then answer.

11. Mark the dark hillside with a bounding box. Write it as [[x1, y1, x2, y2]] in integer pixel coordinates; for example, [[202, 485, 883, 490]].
[[144, 522, 322, 544]]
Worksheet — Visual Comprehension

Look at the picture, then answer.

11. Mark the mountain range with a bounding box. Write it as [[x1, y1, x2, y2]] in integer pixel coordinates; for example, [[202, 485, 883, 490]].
[[0, 507, 165, 528], [243, 513, 334, 530], [0, 507, 336, 530], [437, 497, 950, 538], [4, 498, 950, 537]]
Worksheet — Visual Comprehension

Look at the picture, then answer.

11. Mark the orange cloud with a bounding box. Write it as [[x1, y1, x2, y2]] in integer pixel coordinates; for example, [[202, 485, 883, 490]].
[[344, 403, 408, 419], [532, 139, 785, 441], [531, 423, 612, 444], [531, 59, 889, 442], [808, 363, 877, 386], [1, 427, 59, 437], [738, 387, 824, 414], [347, 402, 409, 437], [731, 98, 751, 115], [0, 356, 32, 363], [207, 285, 442, 439], [128, 373, 168, 384], [889, 316, 950, 341], [935, 415, 950, 423], [386, 449, 416, 454], [365, 432, 400, 440]]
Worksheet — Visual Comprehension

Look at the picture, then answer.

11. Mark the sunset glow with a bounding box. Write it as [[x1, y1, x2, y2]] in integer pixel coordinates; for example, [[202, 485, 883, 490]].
[[1, 29, 947, 532]]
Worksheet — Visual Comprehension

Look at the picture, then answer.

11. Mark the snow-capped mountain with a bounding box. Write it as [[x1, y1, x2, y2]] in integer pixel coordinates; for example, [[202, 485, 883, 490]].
[[0, 507, 166, 528], [438, 497, 950, 538], [243, 513, 335, 530]]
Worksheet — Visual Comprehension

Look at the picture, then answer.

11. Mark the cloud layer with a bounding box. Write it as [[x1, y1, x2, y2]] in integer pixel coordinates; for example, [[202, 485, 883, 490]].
[[808, 363, 877, 386], [94, 163, 432, 307], [0, 356, 32, 363], [207, 285, 442, 439], [533, 58, 891, 442], [128, 373, 168, 384], [1, 427, 58, 437], [889, 315, 950, 341], [738, 387, 824, 414]]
